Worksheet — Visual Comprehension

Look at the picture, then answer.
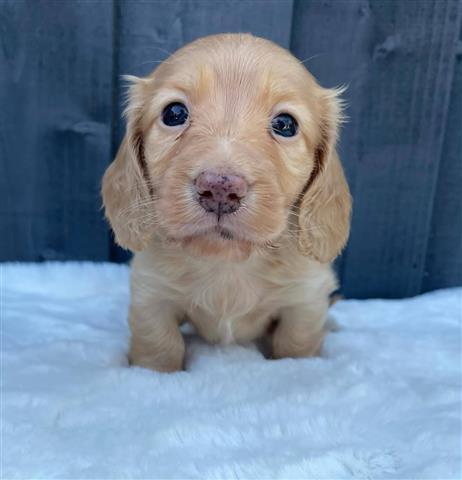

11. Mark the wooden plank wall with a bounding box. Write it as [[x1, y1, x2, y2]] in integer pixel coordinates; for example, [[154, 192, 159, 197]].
[[423, 17, 462, 293], [1, 0, 461, 298], [0, 0, 113, 261]]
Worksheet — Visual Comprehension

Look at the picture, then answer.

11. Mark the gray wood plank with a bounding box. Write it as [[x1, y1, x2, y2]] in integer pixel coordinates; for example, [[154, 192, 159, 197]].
[[292, 0, 462, 298], [110, 0, 294, 261], [423, 27, 462, 292], [290, 0, 373, 293], [0, 0, 113, 261]]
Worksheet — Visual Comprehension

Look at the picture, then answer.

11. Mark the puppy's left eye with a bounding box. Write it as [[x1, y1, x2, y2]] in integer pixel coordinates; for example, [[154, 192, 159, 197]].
[[271, 113, 298, 138], [162, 102, 189, 127]]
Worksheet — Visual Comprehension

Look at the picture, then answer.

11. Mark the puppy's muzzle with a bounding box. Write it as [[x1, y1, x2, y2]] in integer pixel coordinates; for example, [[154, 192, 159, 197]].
[[194, 172, 248, 216]]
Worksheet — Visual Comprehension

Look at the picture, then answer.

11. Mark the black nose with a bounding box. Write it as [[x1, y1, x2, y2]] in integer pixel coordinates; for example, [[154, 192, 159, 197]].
[[194, 172, 248, 216]]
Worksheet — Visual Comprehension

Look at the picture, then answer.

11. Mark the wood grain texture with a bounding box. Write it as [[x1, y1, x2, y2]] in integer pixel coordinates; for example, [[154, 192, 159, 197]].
[[0, 0, 113, 261], [423, 24, 462, 292], [292, 0, 462, 298], [290, 0, 373, 292]]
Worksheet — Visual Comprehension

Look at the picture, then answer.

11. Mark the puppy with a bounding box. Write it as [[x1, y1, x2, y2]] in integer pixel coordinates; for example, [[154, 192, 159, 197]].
[[102, 34, 351, 372]]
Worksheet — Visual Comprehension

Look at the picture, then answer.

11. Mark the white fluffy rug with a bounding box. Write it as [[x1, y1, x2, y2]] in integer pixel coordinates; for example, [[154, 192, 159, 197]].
[[2, 262, 461, 479]]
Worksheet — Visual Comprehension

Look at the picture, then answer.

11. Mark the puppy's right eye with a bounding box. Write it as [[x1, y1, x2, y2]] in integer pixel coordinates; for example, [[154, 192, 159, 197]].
[[271, 113, 298, 138], [162, 102, 189, 127]]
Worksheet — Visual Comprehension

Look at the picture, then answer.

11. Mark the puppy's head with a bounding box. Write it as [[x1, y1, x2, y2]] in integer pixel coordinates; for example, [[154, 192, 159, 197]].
[[102, 34, 351, 262]]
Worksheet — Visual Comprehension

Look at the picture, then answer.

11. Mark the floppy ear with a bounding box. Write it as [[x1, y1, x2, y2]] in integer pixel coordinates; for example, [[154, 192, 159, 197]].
[[297, 89, 352, 263], [102, 77, 155, 252]]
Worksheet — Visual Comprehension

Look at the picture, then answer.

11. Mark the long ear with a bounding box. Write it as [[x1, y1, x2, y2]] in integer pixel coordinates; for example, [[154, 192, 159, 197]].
[[297, 89, 352, 263], [102, 77, 155, 251]]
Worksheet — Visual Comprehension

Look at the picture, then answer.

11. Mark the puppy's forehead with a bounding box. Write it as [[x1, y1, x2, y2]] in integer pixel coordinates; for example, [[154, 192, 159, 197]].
[[155, 34, 315, 106]]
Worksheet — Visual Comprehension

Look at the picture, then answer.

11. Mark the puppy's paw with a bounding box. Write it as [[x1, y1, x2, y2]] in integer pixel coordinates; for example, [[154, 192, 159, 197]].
[[128, 351, 184, 373], [272, 329, 325, 359], [128, 339, 185, 373]]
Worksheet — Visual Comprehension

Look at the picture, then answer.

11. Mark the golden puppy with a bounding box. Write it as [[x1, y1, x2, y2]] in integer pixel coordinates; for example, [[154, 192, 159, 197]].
[[102, 34, 351, 372]]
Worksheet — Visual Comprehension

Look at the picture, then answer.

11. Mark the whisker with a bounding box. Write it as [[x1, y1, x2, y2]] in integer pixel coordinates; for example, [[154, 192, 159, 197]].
[[298, 53, 323, 65]]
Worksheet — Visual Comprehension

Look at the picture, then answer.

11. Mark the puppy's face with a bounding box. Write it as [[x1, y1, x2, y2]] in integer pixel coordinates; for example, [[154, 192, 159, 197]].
[[103, 34, 351, 262]]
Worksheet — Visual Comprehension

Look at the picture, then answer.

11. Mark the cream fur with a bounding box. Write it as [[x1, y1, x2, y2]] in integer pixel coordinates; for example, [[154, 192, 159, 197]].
[[102, 34, 352, 372]]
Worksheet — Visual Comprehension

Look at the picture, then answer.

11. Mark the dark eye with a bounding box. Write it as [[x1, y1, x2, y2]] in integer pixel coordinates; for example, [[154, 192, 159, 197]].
[[162, 102, 189, 127], [271, 113, 298, 137]]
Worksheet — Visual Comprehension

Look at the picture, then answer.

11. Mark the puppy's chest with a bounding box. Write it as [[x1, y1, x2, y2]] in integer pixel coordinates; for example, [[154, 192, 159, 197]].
[[186, 264, 270, 314], [177, 262, 279, 342]]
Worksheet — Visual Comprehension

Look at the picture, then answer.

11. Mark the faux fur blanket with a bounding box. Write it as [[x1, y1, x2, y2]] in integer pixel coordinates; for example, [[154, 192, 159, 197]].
[[3, 263, 461, 478]]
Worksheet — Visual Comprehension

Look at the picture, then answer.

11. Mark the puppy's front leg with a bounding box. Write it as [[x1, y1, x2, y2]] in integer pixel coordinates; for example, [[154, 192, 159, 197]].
[[128, 303, 185, 372], [272, 303, 327, 359]]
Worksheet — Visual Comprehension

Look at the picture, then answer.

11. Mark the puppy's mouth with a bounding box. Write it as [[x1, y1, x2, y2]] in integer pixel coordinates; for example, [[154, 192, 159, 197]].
[[160, 195, 285, 254], [213, 226, 235, 240], [161, 221, 256, 260], [162, 206, 285, 251], [168, 225, 239, 244]]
